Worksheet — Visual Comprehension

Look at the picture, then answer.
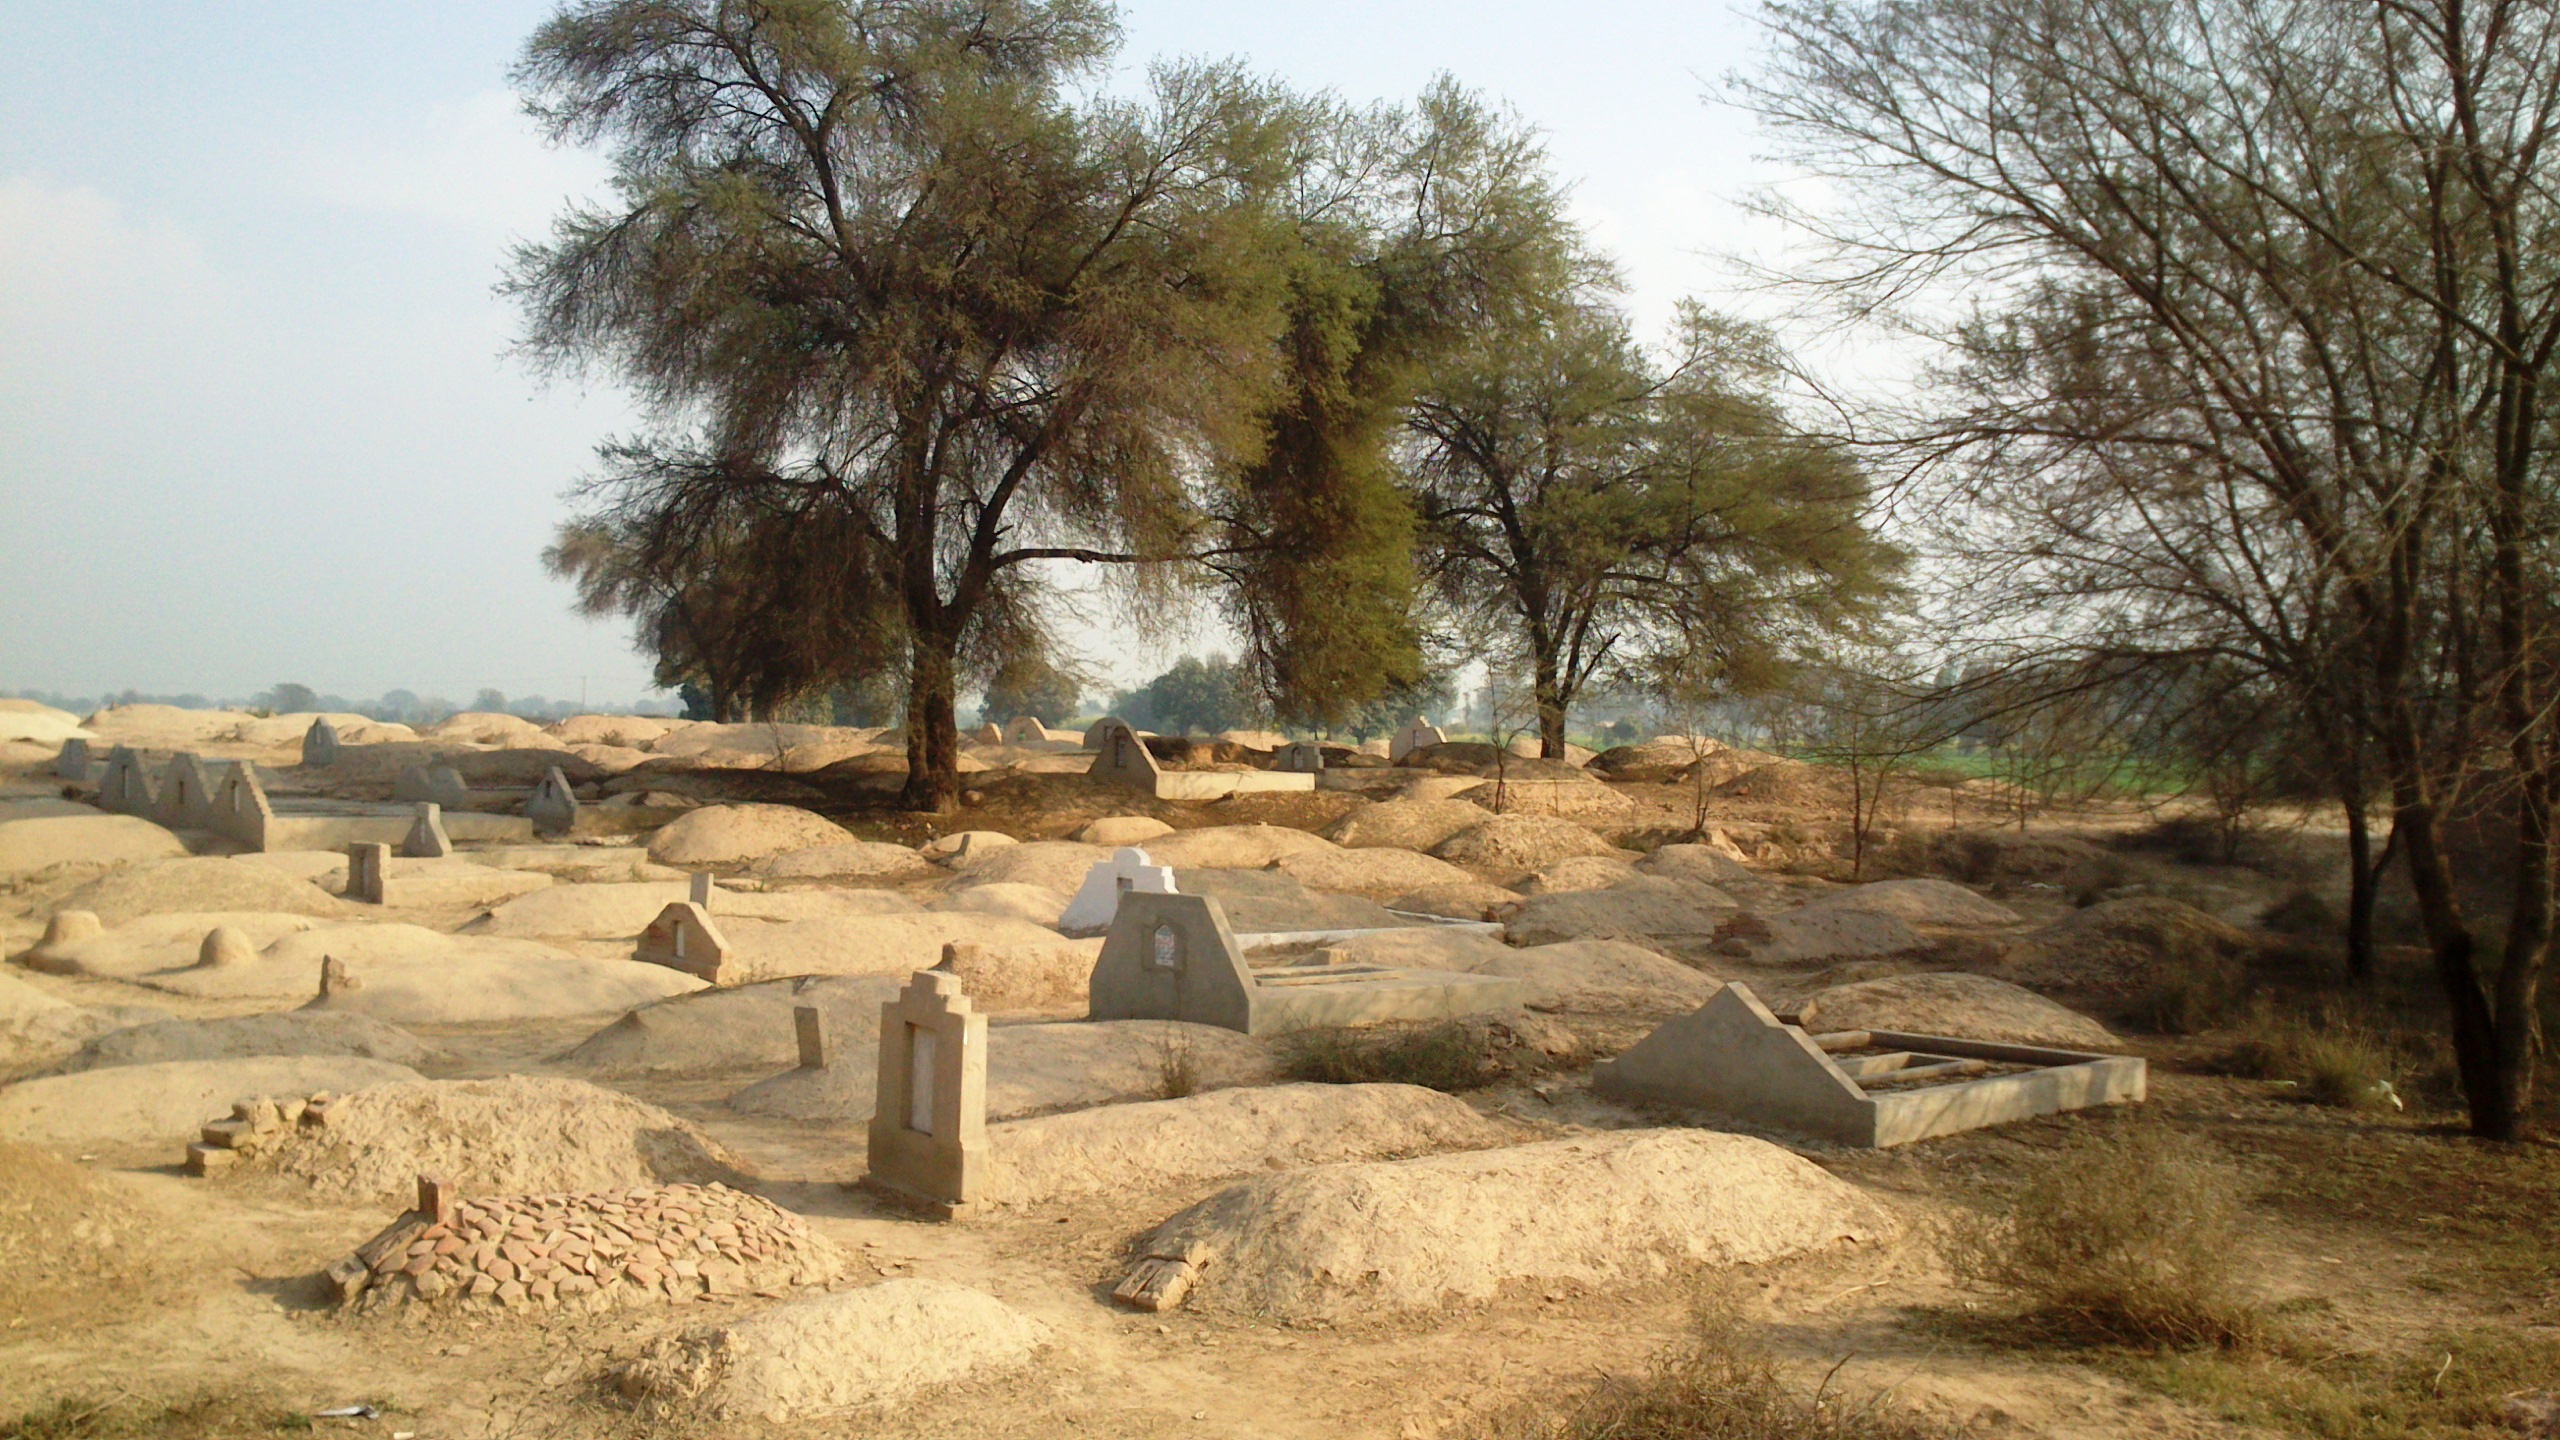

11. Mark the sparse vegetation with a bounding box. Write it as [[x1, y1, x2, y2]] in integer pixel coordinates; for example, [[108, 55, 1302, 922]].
[[2224, 1001, 2403, 1111], [1284, 1020, 1512, 1093], [1940, 1125, 2262, 1349], [1150, 1024, 1200, 1100], [0, 1393, 314, 1440], [1469, 1296, 1966, 1439], [2121, 1325, 2560, 1440]]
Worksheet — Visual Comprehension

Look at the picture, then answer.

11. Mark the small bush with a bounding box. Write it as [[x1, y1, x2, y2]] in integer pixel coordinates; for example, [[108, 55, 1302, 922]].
[[2223, 1001, 2402, 1110], [1940, 1125, 2261, 1349], [1284, 1020, 1509, 1092], [1470, 1296, 1964, 1439], [1150, 1023, 1199, 1100], [2258, 888, 2337, 936], [2125, 956, 2244, 1035]]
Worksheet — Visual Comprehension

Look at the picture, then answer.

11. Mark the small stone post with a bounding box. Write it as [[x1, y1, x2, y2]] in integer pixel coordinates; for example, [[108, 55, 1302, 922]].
[[794, 1005, 827, 1070], [346, 842, 389, 905]]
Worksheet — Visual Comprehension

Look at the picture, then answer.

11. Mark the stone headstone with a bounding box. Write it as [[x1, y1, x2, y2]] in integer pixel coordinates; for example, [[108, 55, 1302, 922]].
[[794, 1005, 827, 1069], [302, 717, 342, 767], [1389, 717, 1445, 763], [1086, 891, 1255, 1034], [636, 900, 733, 983], [1058, 845, 1179, 936], [318, 954, 361, 998], [400, 802, 452, 859], [688, 872, 716, 908], [393, 765, 471, 808], [526, 766, 579, 836], [1086, 716, 1161, 793], [1004, 715, 1048, 746], [54, 737, 91, 781], [973, 721, 1005, 746], [156, 753, 215, 830], [416, 1173, 456, 1226], [1276, 741, 1324, 774], [346, 842, 390, 905], [211, 762, 272, 850], [864, 967, 988, 1216], [98, 746, 155, 815]]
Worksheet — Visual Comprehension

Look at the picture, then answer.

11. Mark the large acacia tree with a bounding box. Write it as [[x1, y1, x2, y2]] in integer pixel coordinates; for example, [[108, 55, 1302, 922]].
[[1407, 298, 1899, 757], [1750, 0, 2560, 1137], [511, 0, 1302, 809]]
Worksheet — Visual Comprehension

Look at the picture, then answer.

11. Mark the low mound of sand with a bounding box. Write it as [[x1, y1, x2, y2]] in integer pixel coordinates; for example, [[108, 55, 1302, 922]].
[[647, 804, 859, 866], [294, 937, 704, 1023], [444, 845, 673, 884], [2006, 897, 2258, 998], [1502, 877, 1736, 948], [0, 1056, 426, 1150], [1741, 906, 1930, 966], [550, 714, 674, 749], [1322, 798, 1491, 852], [717, 913, 1092, 985], [342, 1180, 838, 1314], [0, 971, 134, 1077], [1077, 816, 1172, 847], [983, 1083, 1515, 1208], [618, 1279, 1044, 1422], [81, 703, 255, 749], [1368, 931, 1723, 1016], [19, 910, 322, 978], [54, 857, 348, 925], [237, 1076, 747, 1202], [1795, 972, 2118, 1049], [729, 1019, 1281, 1124], [929, 883, 1068, 928], [56, 1012, 442, 1072], [0, 1141, 161, 1328], [562, 975, 905, 1077], [0, 814, 186, 880], [474, 882, 919, 941], [429, 711, 552, 745], [368, 858, 556, 911], [948, 840, 1109, 892], [1175, 869, 1409, 933], [1132, 1129, 1896, 1320], [1433, 814, 1627, 873], [1797, 879, 2021, 929], [1388, 880, 1524, 921], [1518, 855, 1639, 894], [1143, 825, 1338, 869], [750, 842, 935, 881], [1274, 847, 1475, 902], [1589, 736, 1723, 780], [0, 701, 89, 746], [1636, 843, 1759, 889]]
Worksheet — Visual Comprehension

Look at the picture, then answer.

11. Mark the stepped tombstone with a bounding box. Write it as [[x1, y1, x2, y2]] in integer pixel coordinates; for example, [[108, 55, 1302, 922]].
[[863, 966, 987, 1217], [400, 802, 452, 859]]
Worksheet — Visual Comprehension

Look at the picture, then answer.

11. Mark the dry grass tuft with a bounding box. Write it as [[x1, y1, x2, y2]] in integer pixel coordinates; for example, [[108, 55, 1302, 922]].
[[2223, 999, 2403, 1111], [1940, 1125, 2262, 1350], [1284, 1020, 1508, 1093], [0, 1392, 316, 1439], [1150, 1023, 1199, 1100], [1469, 1297, 1966, 1440]]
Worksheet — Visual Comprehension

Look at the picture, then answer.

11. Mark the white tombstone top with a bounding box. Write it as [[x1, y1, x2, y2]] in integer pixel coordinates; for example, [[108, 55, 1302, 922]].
[[1389, 716, 1446, 762], [1059, 845, 1179, 936]]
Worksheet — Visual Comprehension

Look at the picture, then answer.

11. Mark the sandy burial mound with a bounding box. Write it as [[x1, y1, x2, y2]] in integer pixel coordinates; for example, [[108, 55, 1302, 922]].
[[1273, 847, 1475, 902], [1518, 854, 1639, 894], [19, 909, 318, 978], [339, 1181, 840, 1314], [1501, 876, 1736, 948], [1123, 1129, 1897, 1321], [946, 839, 1109, 892], [2005, 897, 2258, 998], [53, 1011, 441, 1072], [133, 923, 706, 1019], [0, 971, 152, 1078], [0, 1141, 162, 1328], [1323, 798, 1494, 852], [982, 1083, 1515, 1208], [0, 813, 186, 879], [566, 975, 907, 1078], [647, 804, 858, 866], [1078, 815, 1172, 846], [1433, 814, 1629, 873], [1794, 972, 2118, 1049], [1331, 929, 1722, 1016], [750, 841, 935, 881], [1739, 905, 1930, 966], [1795, 878, 2021, 929], [0, 1056, 425, 1150], [1144, 824, 1340, 869], [54, 857, 348, 925], [718, 912, 1093, 986], [1637, 843, 1761, 890], [474, 882, 918, 941], [617, 1278, 1044, 1423], [730, 1019, 1281, 1124], [231, 1076, 746, 1203]]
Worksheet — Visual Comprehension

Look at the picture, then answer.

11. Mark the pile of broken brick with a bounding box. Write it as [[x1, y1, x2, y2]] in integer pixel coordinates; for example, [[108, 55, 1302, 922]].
[[184, 1091, 329, 1174], [327, 1174, 842, 1312]]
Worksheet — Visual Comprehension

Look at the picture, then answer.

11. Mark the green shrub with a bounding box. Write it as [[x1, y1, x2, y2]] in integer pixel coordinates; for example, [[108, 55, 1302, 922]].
[[2223, 1001, 2401, 1111], [1940, 1125, 2262, 1349], [1469, 1296, 1964, 1439]]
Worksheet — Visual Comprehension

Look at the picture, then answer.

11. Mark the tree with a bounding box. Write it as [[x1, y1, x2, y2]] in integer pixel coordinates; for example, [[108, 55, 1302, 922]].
[[471, 689, 509, 714], [982, 650, 1085, 726], [1409, 297, 1900, 758], [1112, 655, 1260, 736], [261, 683, 320, 715], [511, 0, 1306, 809], [1749, 0, 2560, 1138]]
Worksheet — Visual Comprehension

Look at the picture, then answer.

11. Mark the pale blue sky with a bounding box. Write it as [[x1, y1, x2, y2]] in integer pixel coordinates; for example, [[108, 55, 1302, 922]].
[[0, 2, 1783, 708]]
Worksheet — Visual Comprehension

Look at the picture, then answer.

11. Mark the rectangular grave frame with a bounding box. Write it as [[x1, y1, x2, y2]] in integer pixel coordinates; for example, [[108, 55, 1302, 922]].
[[1088, 892, 1526, 1037], [1591, 983, 2145, 1148]]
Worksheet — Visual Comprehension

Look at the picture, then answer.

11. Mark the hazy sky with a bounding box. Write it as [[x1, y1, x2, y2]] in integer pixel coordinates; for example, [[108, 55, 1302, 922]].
[[0, 1, 1786, 709]]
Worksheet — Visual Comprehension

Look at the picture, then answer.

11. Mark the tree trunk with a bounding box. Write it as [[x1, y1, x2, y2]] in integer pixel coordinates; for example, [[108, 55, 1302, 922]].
[[899, 633, 963, 813], [1532, 657, 1567, 760], [2494, 767, 2556, 1133], [2394, 792, 2519, 1138], [2342, 795, 2380, 983]]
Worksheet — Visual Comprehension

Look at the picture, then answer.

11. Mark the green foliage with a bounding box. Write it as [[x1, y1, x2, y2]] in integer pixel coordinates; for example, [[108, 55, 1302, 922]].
[[981, 650, 1085, 727], [1110, 655, 1262, 736], [1, 1393, 315, 1439], [1469, 1295, 1966, 1440], [2123, 1326, 2560, 1440], [2224, 1000, 2403, 1111], [1939, 1125, 2262, 1349]]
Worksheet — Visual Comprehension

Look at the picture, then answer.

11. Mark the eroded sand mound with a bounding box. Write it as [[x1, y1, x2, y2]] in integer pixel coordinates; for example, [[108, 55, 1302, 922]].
[[750, 841, 935, 881], [983, 1083, 1515, 1207], [1389, 880, 1526, 921], [549, 714, 673, 749], [563, 975, 907, 1077], [1743, 906, 1929, 966], [1518, 855, 1639, 894], [56, 1011, 441, 1072], [236, 1076, 746, 1202], [1077, 816, 1172, 846], [1501, 877, 1736, 948], [123, 923, 705, 1019], [1636, 843, 1759, 890], [1131, 1129, 1896, 1321], [341, 1180, 839, 1314], [947, 839, 1108, 892], [1274, 847, 1475, 902], [1795, 972, 2118, 1049], [20, 909, 321, 978], [0, 1142, 158, 1327], [647, 804, 858, 866], [617, 1279, 1043, 1422], [2006, 897, 2258, 997], [929, 882, 1068, 928], [1796, 879, 2021, 929], [1433, 814, 1627, 873], [474, 881, 919, 940], [1321, 798, 1492, 852], [718, 913, 1092, 985], [54, 857, 347, 925], [0, 814, 186, 880], [0, 971, 134, 1077], [0, 1056, 425, 1150], [1144, 825, 1338, 868], [729, 1019, 1281, 1124], [1365, 932, 1723, 1016]]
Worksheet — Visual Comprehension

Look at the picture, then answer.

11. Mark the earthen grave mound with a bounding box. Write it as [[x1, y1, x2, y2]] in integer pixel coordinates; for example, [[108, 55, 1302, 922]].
[[1793, 972, 2118, 1049]]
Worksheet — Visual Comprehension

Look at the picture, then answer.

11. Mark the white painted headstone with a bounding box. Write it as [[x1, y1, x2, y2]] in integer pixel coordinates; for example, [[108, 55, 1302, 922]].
[[1389, 716, 1446, 762], [1058, 845, 1179, 935]]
